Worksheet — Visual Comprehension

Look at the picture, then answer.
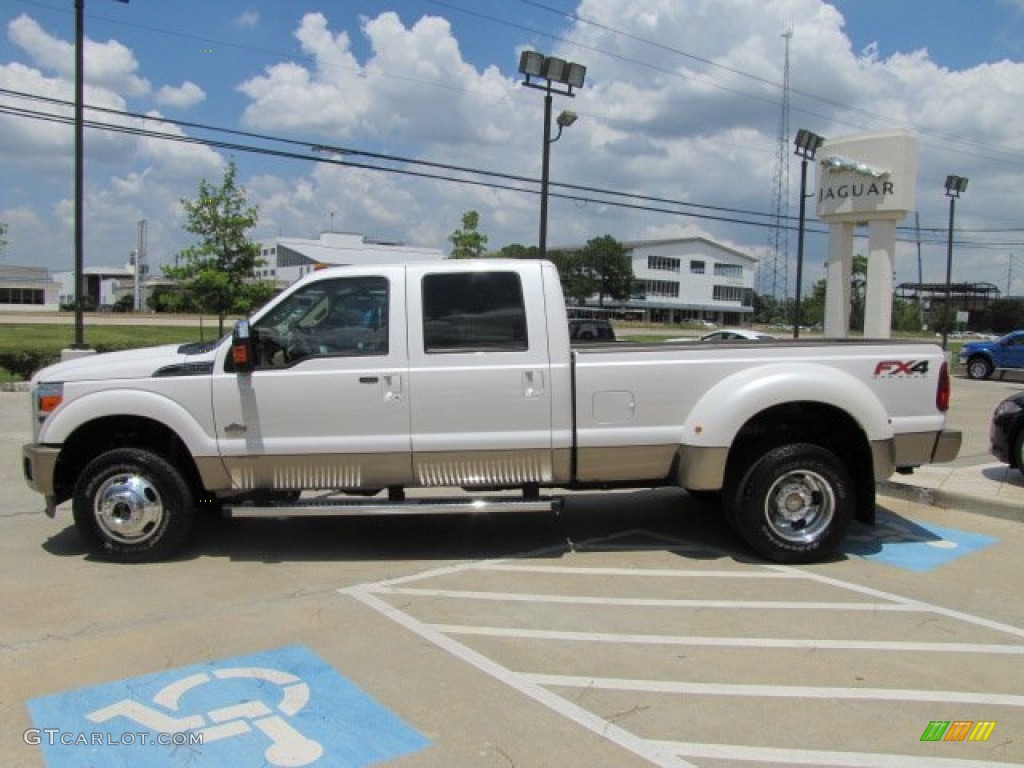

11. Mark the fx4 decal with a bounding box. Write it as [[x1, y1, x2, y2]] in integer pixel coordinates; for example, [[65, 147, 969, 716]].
[[874, 360, 930, 377]]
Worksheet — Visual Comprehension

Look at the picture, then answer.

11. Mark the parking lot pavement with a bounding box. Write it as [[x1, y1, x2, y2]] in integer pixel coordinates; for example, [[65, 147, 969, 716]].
[[343, 518, 1024, 767], [3, 382, 1023, 768]]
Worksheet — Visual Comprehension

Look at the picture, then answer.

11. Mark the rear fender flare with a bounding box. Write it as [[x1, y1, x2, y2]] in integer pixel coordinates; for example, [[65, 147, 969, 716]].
[[680, 363, 893, 450]]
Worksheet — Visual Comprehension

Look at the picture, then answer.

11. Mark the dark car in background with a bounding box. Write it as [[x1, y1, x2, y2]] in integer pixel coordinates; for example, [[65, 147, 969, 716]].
[[569, 318, 616, 342], [990, 391, 1024, 471]]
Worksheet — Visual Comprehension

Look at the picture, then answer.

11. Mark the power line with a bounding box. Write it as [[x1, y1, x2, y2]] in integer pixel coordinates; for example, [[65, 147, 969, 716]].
[[2, 88, 1022, 251], [0, 87, 793, 226]]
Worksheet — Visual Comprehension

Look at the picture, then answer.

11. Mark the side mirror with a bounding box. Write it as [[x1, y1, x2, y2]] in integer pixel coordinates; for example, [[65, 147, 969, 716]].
[[231, 320, 254, 373]]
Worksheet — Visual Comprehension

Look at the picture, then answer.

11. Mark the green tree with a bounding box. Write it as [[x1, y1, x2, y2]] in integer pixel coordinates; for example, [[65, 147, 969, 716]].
[[0, 221, 7, 256], [891, 297, 923, 333], [163, 160, 270, 334], [548, 248, 599, 306], [581, 235, 632, 306], [449, 210, 489, 259], [498, 243, 539, 259], [987, 297, 1024, 333], [849, 254, 868, 332]]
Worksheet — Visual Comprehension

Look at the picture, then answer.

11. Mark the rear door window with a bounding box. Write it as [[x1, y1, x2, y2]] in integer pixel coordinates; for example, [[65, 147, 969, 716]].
[[422, 272, 528, 353]]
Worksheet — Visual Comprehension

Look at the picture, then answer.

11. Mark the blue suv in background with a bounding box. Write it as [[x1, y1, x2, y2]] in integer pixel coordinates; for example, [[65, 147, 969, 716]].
[[958, 329, 1024, 379]]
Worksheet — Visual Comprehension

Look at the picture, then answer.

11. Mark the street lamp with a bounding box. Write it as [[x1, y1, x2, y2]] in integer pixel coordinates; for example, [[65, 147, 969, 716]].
[[73, 0, 129, 349], [517, 51, 586, 259], [792, 128, 824, 339], [941, 174, 968, 350]]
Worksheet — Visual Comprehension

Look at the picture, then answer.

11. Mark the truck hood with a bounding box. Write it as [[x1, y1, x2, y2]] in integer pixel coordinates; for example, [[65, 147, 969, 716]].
[[959, 340, 994, 355], [32, 339, 221, 385]]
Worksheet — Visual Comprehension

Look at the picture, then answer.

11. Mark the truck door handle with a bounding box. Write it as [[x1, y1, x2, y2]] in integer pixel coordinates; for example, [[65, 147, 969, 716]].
[[523, 370, 545, 398], [359, 376, 379, 384]]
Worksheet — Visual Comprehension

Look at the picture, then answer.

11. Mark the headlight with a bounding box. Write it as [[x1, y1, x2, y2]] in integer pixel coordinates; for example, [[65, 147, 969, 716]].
[[33, 381, 63, 429]]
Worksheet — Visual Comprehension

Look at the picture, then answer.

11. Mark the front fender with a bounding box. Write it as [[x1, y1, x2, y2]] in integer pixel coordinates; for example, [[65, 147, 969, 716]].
[[39, 387, 218, 460], [680, 362, 893, 449]]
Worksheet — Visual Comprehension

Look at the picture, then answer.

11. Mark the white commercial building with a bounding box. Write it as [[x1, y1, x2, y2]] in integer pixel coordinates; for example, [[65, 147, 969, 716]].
[[257, 231, 446, 286], [54, 262, 143, 310], [568, 237, 758, 326], [0, 265, 60, 311]]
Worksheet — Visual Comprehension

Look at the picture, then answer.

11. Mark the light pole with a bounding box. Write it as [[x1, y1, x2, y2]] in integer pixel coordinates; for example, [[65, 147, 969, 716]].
[[792, 128, 824, 339], [941, 174, 968, 351], [73, 0, 129, 349], [517, 51, 586, 259]]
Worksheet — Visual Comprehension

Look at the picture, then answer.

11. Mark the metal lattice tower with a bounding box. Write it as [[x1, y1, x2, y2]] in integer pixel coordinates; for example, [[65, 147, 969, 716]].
[[761, 29, 793, 304]]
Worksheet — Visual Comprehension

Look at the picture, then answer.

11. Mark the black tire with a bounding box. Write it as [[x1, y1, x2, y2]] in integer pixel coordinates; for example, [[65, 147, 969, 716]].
[[72, 448, 196, 562], [726, 443, 853, 564], [966, 356, 993, 380]]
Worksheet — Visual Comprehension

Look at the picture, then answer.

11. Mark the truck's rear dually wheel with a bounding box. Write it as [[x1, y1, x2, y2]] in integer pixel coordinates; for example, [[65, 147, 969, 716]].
[[727, 443, 852, 563], [72, 448, 196, 562]]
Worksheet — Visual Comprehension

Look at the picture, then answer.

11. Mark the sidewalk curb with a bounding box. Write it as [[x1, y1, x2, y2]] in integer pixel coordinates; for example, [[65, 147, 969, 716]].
[[878, 479, 1024, 524]]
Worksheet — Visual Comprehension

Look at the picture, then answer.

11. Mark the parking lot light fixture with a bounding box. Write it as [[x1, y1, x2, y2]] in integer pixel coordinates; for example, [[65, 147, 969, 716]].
[[792, 129, 824, 339], [518, 51, 586, 259], [941, 175, 968, 351]]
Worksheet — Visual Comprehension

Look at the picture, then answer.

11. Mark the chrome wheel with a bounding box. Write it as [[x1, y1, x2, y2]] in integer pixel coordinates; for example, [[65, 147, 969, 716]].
[[727, 442, 852, 563], [73, 448, 196, 562], [94, 472, 165, 545], [763, 470, 835, 544]]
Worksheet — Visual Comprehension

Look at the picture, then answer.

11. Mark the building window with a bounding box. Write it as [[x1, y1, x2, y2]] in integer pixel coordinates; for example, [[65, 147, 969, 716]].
[[690, 260, 705, 274], [647, 256, 680, 273], [639, 280, 679, 298], [713, 263, 743, 278], [0, 287, 45, 305], [713, 285, 745, 302]]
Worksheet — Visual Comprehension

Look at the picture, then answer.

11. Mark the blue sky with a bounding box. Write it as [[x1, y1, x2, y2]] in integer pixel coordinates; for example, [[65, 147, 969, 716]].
[[1, 0, 1022, 296], [833, 0, 1024, 69]]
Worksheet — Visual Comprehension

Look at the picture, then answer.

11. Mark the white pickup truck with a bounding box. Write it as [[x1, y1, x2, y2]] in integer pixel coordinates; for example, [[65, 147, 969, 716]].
[[23, 259, 960, 563]]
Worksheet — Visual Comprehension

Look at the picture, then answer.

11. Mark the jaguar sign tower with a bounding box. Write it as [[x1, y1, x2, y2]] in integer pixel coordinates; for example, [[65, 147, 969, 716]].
[[815, 131, 917, 338]]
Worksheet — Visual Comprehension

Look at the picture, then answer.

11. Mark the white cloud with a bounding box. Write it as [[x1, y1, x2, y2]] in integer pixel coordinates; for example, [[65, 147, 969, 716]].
[[8, 13, 148, 95], [0, 17, 222, 269], [3, 2, 1023, 290], [155, 81, 206, 109], [234, 10, 260, 29], [238, 12, 514, 145]]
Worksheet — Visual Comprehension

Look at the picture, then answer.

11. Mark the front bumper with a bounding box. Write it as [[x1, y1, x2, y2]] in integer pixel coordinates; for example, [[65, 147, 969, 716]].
[[22, 443, 60, 517]]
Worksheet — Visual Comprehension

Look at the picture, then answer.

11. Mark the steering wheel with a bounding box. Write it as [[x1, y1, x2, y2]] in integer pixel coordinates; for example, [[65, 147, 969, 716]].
[[283, 326, 318, 362], [257, 326, 315, 365]]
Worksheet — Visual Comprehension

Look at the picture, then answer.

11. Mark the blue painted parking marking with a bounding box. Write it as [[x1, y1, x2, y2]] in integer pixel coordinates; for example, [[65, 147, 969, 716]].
[[845, 512, 997, 571], [26, 644, 429, 768]]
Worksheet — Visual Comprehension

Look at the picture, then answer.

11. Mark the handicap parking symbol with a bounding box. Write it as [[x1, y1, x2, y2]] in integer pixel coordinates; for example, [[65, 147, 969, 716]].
[[845, 511, 997, 571], [27, 645, 429, 767]]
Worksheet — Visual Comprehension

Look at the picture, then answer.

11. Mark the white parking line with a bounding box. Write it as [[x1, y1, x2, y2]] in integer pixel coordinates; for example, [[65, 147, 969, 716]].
[[767, 564, 1024, 639], [649, 740, 1006, 767], [346, 586, 699, 768], [340, 530, 1024, 767], [433, 625, 1024, 654], [476, 564, 803, 578], [524, 674, 1024, 707], [376, 586, 929, 611]]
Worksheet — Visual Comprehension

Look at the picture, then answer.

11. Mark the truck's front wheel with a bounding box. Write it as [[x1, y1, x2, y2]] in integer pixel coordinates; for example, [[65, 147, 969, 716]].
[[966, 356, 993, 380], [72, 448, 196, 562], [727, 443, 852, 564]]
